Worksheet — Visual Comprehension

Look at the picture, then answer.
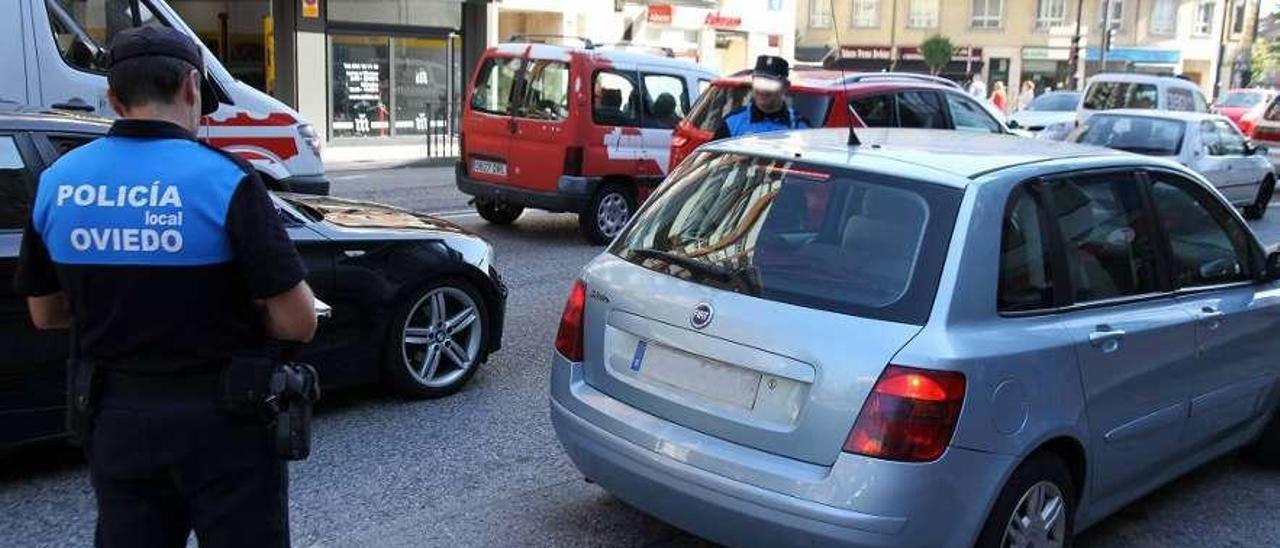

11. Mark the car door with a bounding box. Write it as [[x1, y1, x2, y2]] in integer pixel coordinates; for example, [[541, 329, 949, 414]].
[[507, 56, 572, 193], [1211, 119, 1265, 200], [1044, 170, 1197, 501], [637, 69, 690, 184], [0, 131, 69, 447], [1146, 170, 1280, 450], [586, 66, 643, 180], [464, 55, 522, 186], [1193, 120, 1235, 197]]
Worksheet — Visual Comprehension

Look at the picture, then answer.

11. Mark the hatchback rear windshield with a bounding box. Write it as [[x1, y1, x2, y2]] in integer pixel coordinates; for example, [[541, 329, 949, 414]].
[[1218, 91, 1265, 108], [1077, 115, 1184, 156], [1082, 81, 1158, 111], [611, 153, 962, 324], [686, 84, 832, 132]]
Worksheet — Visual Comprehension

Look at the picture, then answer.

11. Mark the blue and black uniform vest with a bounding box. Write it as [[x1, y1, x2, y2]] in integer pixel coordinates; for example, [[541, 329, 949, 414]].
[[722, 104, 808, 138], [16, 120, 305, 372]]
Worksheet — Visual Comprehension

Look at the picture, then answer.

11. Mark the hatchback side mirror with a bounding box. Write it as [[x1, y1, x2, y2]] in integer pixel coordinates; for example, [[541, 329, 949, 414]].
[[1263, 251, 1280, 282], [1007, 119, 1021, 130]]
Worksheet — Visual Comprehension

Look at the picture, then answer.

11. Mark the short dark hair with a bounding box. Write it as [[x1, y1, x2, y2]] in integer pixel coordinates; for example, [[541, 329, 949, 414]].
[[107, 56, 196, 109]]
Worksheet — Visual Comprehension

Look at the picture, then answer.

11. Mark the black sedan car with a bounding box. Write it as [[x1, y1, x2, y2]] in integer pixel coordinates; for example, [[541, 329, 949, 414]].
[[0, 109, 505, 450]]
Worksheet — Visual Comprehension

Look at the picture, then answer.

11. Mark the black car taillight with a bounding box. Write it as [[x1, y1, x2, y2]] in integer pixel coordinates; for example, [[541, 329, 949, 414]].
[[554, 280, 587, 361], [563, 146, 584, 177], [843, 365, 966, 462]]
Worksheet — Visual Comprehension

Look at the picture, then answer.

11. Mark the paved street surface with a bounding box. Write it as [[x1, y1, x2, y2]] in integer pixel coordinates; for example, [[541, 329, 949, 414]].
[[2, 164, 1278, 548]]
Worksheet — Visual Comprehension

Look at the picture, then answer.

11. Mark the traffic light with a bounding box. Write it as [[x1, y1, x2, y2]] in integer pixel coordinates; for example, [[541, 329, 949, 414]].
[[1069, 35, 1080, 66]]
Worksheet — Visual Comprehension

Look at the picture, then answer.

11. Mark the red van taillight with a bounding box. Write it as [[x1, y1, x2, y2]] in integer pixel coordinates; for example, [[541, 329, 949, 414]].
[[554, 280, 587, 361], [564, 146, 584, 177], [844, 365, 966, 462], [672, 134, 688, 148]]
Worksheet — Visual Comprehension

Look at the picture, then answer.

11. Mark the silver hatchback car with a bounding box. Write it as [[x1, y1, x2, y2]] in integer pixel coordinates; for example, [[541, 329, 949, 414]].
[[550, 128, 1280, 548]]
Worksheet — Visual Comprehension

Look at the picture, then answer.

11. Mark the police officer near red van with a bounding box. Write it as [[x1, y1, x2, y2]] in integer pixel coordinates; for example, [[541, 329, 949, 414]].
[[714, 55, 811, 140], [14, 27, 317, 547]]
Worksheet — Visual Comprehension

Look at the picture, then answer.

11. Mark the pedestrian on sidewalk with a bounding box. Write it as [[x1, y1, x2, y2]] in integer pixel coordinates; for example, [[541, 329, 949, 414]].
[[990, 81, 1009, 114], [1017, 81, 1036, 111]]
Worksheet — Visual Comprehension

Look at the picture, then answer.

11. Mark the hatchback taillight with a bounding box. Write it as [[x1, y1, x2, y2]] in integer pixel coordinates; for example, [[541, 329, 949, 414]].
[[563, 146, 584, 177], [844, 365, 966, 462], [554, 280, 587, 361]]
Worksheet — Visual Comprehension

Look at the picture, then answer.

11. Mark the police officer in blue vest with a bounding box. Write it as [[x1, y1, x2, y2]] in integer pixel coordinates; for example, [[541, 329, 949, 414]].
[[14, 26, 317, 548], [713, 55, 811, 140]]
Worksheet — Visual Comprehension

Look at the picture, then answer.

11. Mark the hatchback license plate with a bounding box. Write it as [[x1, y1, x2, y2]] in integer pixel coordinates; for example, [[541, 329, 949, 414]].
[[471, 158, 507, 177], [627, 340, 761, 410]]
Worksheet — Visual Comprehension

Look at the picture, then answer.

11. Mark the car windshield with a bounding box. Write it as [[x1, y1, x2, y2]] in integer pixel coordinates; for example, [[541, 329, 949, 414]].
[[1219, 91, 1264, 108], [611, 153, 961, 324], [1026, 92, 1081, 112], [685, 84, 830, 131], [1077, 115, 1185, 156]]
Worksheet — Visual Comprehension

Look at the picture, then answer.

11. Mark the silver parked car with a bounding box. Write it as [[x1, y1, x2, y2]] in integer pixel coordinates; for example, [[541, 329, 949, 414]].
[[550, 128, 1280, 548], [1069, 109, 1276, 219]]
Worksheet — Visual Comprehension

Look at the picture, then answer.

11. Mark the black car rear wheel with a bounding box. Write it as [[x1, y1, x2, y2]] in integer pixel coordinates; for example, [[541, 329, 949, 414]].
[[384, 279, 489, 399], [1244, 174, 1275, 220], [476, 200, 523, 225]]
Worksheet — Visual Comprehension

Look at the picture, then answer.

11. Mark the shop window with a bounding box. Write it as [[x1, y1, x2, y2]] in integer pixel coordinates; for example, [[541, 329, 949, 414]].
[[971, 0, 1003, 29], [641, 74, 689, 129], [593, 71, 640, 127], [331, 35, 391, 138], [0, 137, 32, 231], [47, 0, 166, 74], [470, 57, 521, 116], [1150, 0, 1177, 34], [393, 37, 454, 135], [521, 60, 570, 122], [328, 0, 461, 29]]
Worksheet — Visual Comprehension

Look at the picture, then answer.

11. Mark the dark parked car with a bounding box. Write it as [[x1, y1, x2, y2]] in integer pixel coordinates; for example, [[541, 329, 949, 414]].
[[0, 109, 506, 450]]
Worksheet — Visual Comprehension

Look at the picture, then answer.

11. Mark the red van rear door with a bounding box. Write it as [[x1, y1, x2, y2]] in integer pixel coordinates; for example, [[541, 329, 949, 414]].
[[506, 56, 573, 193], [464, 55, 522, 185]]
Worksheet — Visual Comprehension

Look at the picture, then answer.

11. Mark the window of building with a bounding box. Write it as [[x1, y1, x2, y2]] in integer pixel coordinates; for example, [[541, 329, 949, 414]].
[[1149, 173, 1254, 288], [328, 0, 461, 28], [331, 35, 391, 138], [1195, 1, 1215, 35], [809, 0, 832, 28], [1150, 0, 1178, 35], [0, 136, 31, 231], [641, 73, 690, 129], [1036, 0, 1067, 30], [593, 71, 640, 127], [971, 0, 1003, 28], [907, 0, 938, 27], [1232, 0, 1247, 35], [999, 185, 1055, 312], [852, 0, 880, 27], [393, 37, 454, 134], [1097, 0, 1123, 29], [1044, 172, 1159, 303]]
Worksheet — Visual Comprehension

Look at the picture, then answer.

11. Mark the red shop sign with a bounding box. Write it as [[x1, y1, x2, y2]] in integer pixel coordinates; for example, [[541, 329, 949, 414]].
[[648, 4, 673, 24], [705, 13, 742, 28]]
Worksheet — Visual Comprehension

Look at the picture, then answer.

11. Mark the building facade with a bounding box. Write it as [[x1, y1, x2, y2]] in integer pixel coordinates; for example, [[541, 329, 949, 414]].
[[796, 0, 1261, 98]]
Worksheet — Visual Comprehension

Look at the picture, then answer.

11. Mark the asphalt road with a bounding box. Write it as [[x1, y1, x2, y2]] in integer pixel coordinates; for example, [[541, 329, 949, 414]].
[[1, 164, 1278, 548]]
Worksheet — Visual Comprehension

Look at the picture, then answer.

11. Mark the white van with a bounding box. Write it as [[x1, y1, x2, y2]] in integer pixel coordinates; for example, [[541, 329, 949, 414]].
[[1077, 73, 1209, 124], [0, 0, 328, 194]]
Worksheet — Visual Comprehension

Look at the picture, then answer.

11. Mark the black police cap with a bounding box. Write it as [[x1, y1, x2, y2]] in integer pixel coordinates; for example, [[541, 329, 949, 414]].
[[753, 55, 790, 82], [107, 26, 220, 115]]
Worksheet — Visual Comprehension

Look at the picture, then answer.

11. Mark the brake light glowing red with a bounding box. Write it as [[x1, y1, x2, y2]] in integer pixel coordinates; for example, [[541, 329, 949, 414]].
[[843, 365, 966, 462], [554, 280, 587, 361]]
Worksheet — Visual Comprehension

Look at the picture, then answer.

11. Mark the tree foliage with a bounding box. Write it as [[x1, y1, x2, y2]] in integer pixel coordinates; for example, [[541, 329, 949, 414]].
[[1253, 38, 1280, 88], [921, 35, 954, 76]]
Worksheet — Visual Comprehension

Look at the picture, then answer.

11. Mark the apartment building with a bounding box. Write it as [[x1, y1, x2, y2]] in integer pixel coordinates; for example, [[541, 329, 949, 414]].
[[796, 0, 1261, 98]]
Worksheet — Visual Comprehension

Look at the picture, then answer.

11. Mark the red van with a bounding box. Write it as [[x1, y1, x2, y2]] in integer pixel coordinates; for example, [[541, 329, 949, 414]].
[[456, 41, 716, 244], [670, 69, 1014, 170]]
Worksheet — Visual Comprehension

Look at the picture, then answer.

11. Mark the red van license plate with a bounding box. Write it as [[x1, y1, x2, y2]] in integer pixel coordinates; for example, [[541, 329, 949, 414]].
[[471, 159, 507, 177]]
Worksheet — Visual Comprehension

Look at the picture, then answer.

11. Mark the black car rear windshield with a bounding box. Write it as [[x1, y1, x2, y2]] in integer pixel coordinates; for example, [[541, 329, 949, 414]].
[[611, 153, 962, 325], [686, 84, 832, 132]]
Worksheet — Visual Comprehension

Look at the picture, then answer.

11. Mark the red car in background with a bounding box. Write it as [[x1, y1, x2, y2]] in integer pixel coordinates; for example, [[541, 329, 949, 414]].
[[1213, 88, 1276, 135], [669, 68, 1015, 170]]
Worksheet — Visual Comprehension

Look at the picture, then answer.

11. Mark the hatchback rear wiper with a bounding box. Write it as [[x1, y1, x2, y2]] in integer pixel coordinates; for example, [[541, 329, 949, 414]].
[[628, 248, 734, 281]]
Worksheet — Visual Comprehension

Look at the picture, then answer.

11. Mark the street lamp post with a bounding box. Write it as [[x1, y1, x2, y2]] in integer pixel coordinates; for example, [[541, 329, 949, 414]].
[[1070, 0, 1085, 89], [1099, 0, 1113, 70]]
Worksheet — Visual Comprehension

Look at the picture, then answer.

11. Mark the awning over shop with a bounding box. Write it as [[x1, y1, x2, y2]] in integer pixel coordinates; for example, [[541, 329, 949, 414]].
[[1084, 47, 1179, 65], [795, 46, 832, 63]]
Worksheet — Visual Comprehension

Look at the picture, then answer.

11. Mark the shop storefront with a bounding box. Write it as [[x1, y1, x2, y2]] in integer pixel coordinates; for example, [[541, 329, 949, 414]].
[[1021, 47, 1073, 92], [827, 45, 983, 83], [629, 1, 793, 75], [1084, 47, 1180, 77]]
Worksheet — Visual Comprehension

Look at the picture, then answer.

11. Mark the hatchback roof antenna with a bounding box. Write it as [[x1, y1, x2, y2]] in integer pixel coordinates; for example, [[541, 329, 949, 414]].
[[827, 0, 860, 146]]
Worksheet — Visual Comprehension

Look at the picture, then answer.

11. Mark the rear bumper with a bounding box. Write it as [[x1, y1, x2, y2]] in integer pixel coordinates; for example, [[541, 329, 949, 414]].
[[549, 354, 1011, 548], [273, 174, 330, 195], [455, 162, 594, 213]]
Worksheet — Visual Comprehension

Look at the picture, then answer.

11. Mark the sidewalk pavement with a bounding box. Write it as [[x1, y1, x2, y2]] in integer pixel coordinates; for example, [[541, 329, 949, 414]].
[[322, 140, 458, 172]]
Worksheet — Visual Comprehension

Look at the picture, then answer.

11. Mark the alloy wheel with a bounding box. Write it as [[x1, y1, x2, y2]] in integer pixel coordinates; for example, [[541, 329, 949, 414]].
[[400, 286, 483, 388], [596, 192, 630, 238], [1001, 480, 1067, 548]]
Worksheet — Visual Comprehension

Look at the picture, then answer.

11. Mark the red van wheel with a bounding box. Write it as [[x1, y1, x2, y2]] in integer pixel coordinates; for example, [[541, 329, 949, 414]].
[[580, 184, 634, 245], [475, 200, 524, 225]]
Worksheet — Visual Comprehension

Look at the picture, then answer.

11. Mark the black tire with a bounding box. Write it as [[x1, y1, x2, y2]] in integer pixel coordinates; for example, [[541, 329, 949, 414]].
[[975, 453, 1077, 548], [579, 183, 635, 245], [475, 200, 523, 225], [383, 278, 489, 399], [1244, 175, 1275, 221], [1249, 407, 1280, 468]]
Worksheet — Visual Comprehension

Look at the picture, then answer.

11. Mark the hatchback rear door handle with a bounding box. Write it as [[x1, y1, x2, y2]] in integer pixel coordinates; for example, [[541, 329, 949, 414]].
[[1199, 307, 1225, 330], [1089, 327, 1125, 351]]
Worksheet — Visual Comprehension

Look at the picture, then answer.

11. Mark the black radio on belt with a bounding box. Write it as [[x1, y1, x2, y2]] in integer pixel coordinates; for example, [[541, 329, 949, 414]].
[[221, 355, 320, 461]]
